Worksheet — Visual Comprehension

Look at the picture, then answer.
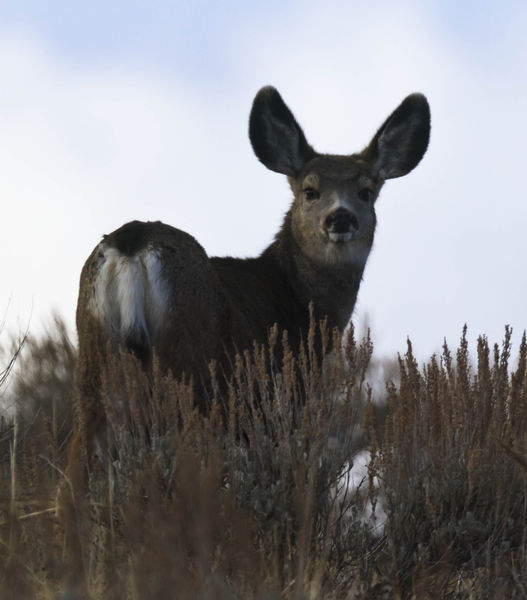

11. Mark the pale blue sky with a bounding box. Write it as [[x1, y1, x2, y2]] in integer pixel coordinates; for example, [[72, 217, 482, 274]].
[[1, 0, 527, 361], [2, 1, 525, 79], [0, 1, 294, 84]]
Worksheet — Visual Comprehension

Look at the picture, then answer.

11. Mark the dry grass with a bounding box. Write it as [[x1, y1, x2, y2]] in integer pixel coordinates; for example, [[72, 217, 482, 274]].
[[1, 318, 527, 598], [368, 326, 527, 598]]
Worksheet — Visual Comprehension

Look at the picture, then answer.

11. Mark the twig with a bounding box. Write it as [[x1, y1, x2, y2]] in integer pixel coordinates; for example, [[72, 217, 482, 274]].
[[0, 506, 57, 527]]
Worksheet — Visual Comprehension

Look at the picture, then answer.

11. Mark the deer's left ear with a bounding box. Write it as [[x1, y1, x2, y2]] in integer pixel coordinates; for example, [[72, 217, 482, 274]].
[[362, 93, 430, 180]]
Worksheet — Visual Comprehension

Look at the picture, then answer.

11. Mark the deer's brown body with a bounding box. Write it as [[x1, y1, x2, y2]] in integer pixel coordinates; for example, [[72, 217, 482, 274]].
[[71, 86, 430, 471]]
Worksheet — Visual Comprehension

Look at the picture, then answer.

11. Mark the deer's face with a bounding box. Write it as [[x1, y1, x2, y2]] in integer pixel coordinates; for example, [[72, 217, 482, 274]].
[[289, 155, 381, 268]]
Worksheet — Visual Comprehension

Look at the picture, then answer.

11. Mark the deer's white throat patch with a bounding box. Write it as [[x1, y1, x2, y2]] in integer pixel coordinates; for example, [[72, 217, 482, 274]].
[[318, 237, 372, 268]]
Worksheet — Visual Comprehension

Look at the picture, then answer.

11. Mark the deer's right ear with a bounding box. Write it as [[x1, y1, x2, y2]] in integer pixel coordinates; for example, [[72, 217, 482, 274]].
[[249, 86, 315, 176]]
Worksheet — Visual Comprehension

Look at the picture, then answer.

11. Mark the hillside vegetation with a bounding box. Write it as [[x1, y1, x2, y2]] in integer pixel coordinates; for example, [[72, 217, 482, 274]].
[[0, 318, 526, 599]]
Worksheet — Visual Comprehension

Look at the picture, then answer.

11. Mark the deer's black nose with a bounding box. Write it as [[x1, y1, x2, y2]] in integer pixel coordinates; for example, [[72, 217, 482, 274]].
[[324, 209, 359, 233]]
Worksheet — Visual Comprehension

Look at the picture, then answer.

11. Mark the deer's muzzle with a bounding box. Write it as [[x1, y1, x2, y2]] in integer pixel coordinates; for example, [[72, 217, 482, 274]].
[[324, 208, 359, 242]]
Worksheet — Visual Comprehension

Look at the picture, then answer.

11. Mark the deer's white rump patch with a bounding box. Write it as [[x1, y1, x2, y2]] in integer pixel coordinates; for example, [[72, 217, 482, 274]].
[[89, 244, 171, 345]]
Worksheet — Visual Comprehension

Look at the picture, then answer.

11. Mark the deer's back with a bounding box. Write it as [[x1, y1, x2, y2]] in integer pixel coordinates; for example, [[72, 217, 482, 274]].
[[76, 220, 309, 390]]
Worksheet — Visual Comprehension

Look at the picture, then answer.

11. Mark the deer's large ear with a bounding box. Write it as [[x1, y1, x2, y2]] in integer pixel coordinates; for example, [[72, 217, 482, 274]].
[[249, 86, 315, 176], [362, 93, 430, 180]]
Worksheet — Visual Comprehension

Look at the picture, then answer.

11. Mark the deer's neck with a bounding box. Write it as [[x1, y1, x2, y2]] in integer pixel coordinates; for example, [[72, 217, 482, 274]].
[[263, 212, 365, 331]]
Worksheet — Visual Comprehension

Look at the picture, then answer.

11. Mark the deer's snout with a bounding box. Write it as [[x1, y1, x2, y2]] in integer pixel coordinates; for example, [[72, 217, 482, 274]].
[[324, 208, 359, 242]]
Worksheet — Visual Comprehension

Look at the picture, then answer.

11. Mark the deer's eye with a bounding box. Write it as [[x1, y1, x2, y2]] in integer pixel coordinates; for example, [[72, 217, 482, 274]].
[[304, 188, 320, 201], [358, 188, 373, 203]]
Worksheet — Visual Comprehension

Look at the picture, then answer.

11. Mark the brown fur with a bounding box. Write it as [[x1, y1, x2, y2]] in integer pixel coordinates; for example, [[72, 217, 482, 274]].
[[67, 86, 430, 479]]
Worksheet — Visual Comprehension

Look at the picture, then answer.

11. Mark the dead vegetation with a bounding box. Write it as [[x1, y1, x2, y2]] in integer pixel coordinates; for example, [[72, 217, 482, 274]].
[[1, 317, 527, 598]]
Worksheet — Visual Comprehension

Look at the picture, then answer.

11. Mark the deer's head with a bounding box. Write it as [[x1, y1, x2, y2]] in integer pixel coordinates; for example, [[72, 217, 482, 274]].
[[249, 86, 430, 269]]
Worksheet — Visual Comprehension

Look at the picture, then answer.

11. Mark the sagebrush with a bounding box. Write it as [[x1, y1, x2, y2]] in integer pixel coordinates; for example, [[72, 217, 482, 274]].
[[1, 319, 527, 599]]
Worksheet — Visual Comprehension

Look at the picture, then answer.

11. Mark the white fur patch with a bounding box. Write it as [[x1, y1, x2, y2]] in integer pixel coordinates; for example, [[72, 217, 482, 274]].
[[319, 236, 372, 268], [89, 244, 170, 346], [328, 232, 354, 243]]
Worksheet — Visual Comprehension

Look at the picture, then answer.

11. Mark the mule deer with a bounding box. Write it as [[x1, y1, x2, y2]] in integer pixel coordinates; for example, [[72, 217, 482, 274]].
[[71, 86, 430, 471]]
